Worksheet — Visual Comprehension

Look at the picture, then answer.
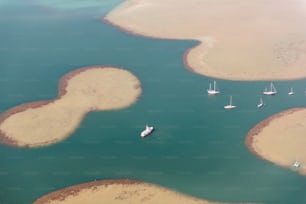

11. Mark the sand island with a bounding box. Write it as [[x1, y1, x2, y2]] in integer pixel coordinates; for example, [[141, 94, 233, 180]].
[[33, 179, 251, 204], [246, 108, 306, 175], [105, 0, 306, 80], [0, 66, 141, 148]]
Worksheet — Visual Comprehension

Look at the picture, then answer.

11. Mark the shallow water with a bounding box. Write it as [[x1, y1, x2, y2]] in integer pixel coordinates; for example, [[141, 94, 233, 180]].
[[1, 1, 306, 204]]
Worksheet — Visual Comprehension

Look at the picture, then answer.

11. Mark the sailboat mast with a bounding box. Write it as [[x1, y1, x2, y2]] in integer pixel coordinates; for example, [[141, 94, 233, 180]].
[[271, 82, 276, 92]]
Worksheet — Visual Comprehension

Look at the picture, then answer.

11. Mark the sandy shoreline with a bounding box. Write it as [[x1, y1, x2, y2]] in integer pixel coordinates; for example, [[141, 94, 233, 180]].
[[245, 108, 306, 175], [0, 66, 141, 148], [33, 179, 249, 204], [33, 179, 141, 204], [105, 0, 306, 81]]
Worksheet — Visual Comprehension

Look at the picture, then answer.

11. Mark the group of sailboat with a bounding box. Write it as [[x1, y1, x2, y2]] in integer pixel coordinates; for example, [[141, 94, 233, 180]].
[[259, 82, 277, 108], [206, 81, 299, 110], [263, 82, 295, 96], [207, 80, 237, 109], [260, 83, 274, 107], [258, 82, 298, 108], [141, 82, 295, 137]]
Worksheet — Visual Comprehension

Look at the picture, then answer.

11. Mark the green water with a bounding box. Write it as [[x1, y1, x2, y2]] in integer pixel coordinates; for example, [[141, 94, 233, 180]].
[[1, 1, 306, 204]]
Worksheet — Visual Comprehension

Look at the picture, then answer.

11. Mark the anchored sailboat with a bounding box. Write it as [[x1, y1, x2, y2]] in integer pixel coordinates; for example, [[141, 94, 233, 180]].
[[263, 82, 277, 95], [207, 80, 220, 95], [257, 97, 264, 108], [224, 96, 236, 109], [292, 160, 301, 169], [288, 87, 294, 95]]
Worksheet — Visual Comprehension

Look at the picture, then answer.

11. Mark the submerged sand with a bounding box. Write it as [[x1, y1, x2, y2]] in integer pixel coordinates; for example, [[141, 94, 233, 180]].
[[33, 179, 250, 204], [0, 66, 141, 148], [105, 0, 306, 80], [246, 108, 306, 175]]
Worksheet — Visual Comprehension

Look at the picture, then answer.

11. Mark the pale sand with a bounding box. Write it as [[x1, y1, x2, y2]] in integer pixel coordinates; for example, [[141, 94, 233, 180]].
[[33, 179, 249, 204], [105, 0, 306, 80], [0, 66, 141, 148], [246, 108, 306, 175]]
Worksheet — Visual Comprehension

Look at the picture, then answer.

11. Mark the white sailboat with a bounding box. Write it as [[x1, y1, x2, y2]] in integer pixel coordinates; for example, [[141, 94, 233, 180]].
[[263, 82, 277, 95], [207, 80, 220, 95], [257, 97, 264, 108], [292, 160, 301, 168], [224, 96, 236, 109], [288, 87, 294, 95], [140, 125, 154, 137]]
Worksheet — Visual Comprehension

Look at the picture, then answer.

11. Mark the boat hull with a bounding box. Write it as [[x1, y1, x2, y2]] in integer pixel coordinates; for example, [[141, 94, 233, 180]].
[[224, 105, 236, 109], [207, 90, 220, 95], [257, 103, 264, 108], [263, 91, 277, 95]]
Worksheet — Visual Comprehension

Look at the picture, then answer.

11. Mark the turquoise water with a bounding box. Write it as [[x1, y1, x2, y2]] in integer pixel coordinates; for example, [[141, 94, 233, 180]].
[[1, 1, 306, 204]]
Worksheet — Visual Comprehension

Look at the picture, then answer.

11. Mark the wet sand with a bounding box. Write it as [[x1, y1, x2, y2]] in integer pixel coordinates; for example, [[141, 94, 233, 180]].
[[246, 108, 306, 175], [105, 0, 306, 80], [0, 66, 141, 148], [33, 179, 249, 204]]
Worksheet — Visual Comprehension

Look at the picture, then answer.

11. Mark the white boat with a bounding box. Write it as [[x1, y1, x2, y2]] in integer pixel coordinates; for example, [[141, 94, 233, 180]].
[[292, 160, 301, 168], [263, 82, 277, 95], [207, 80, 220, 95], [140, 125, 154, 137], [257, 97, 264, 108], [224, 96, 236, 109], [288, 87, 294, 95]]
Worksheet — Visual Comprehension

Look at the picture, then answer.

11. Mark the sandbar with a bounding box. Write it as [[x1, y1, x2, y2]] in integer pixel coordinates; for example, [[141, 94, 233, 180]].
[[246, 108, 306, 175], [105, 0, 306, 81], [0, 66, 141, 148], [33, 179, 250, 204]]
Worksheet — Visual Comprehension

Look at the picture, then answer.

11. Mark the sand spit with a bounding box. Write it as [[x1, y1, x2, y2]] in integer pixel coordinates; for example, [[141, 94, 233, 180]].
[[33, 179, 252, 204], [105, 0, 306, 81], [0, 66, 141, 148], [246, 108, 306, 175]]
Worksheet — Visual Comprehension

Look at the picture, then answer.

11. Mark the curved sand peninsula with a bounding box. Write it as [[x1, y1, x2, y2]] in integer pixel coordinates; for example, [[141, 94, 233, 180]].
[[0, 66, 141, 148], [33, 179, 249, 204], [246, 108, 306, 175], [105, 0, 306, 80]]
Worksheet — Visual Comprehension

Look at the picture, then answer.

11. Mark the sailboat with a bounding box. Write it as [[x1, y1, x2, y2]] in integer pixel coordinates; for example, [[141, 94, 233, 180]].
[[288, 87, 294, 95], [224, 96, 236, 109], [207, 80, 220, 95], [263, 82, 277, 95], [292, 160, 301, 168], [257, 97, 264, 108]]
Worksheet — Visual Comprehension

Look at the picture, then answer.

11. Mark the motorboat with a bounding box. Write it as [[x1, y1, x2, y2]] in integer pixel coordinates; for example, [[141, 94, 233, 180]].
[[140, 125, 154, 137]]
